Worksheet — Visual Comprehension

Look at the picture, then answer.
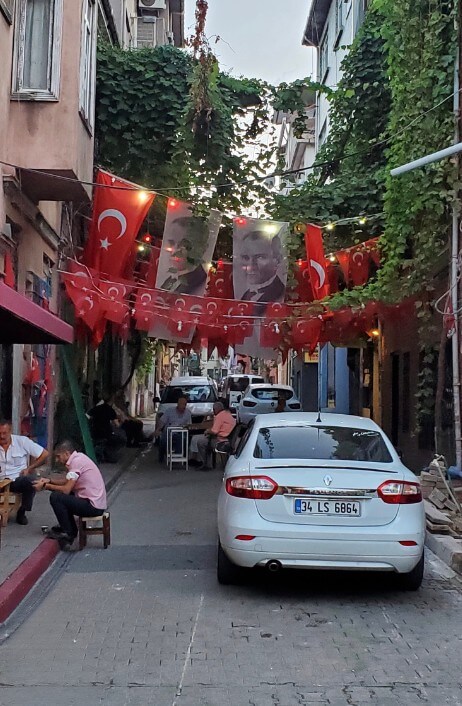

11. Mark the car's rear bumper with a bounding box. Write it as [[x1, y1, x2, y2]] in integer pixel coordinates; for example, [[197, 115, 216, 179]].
[[221, 540, 422, 573]]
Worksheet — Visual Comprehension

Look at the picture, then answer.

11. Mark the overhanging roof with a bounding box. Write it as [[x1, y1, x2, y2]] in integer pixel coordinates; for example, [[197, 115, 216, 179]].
[[302, 0, 331, 47], [0, 283, 74, 344]]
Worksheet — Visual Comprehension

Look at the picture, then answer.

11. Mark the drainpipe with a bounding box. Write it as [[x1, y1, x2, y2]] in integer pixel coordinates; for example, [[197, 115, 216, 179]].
[[453, 6, 462, 469]]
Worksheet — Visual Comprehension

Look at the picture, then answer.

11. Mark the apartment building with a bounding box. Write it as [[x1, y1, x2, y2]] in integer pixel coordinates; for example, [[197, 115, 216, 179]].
[[0, 0, 133, 446], [135, 0, 184, 49]]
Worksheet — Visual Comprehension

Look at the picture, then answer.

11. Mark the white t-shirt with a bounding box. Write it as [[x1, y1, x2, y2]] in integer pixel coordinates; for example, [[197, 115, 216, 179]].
[[0, 435, 45, 481]]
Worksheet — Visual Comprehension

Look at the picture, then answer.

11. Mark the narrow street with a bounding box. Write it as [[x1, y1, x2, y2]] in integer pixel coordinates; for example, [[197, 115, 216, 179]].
[[0, 449, 462, 706]]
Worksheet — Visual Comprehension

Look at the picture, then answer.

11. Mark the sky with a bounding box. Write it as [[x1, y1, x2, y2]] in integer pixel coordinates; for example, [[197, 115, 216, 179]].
[[183, 0, 316, 86]]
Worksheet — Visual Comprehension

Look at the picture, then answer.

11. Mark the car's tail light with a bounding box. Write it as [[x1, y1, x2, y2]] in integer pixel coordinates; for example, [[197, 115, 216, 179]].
[[288, 402, 301, 409], [226, 475, 278, 500], [243, 400, 257, 407], [377, 480, 422, 504]]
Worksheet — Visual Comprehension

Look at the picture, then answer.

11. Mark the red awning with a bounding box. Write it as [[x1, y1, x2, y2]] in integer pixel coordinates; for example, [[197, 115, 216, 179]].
[[0, 283, 74, 344]]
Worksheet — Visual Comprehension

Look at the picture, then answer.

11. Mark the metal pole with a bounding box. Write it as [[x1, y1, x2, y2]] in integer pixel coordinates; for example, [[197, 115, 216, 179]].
[[452, 11, 462, 469], [390, 142, 462, 176]]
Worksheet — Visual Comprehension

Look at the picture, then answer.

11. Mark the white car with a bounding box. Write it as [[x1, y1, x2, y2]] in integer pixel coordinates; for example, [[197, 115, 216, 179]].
[[217, 413, 425, 590], [236, 384, 301, 425], [221, 374, 264, 413], [157, 376, 218, 424]]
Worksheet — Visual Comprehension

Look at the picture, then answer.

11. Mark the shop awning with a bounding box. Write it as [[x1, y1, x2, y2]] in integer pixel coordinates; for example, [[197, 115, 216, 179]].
[[0, 283, 74, 344]]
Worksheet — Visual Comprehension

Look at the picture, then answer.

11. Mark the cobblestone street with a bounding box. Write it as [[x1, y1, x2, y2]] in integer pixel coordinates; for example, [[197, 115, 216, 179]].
[[1, 448, 462, 706]]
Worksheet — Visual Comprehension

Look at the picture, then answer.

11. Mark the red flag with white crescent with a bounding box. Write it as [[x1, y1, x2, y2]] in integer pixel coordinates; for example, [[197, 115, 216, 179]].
[[83, 170, 155, 277], [304, 224, 329, 300]]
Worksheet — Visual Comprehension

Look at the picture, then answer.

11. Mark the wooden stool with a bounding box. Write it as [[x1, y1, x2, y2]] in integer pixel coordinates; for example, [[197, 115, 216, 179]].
[[0, 481, 21, 527], [78, 512, 111, 550]]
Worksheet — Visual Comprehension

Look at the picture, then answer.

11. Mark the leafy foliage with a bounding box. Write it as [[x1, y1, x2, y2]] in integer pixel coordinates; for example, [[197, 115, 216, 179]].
[[95, 43, 275, 219], [271, 7, 390, 255]]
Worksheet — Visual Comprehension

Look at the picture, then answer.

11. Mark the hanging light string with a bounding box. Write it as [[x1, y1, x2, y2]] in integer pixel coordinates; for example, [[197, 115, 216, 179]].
[[0, 84, 460, 197]]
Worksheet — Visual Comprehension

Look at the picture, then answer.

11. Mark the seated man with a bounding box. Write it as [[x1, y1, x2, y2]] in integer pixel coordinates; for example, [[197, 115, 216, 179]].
[[194, 402, 236, 471], [0, 419, 49, 525], [33, 440, 107, 551], [155, 396, 192, 464], [111, 394, 148, 448], [87, 395, 123, 462]]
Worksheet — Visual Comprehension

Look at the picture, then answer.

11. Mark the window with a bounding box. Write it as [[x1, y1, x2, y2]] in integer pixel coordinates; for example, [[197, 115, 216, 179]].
[[319, 30, 329, 82], [250, 388, 292, 401], [12, 0, 63, 99], [161, 384, 217, 404], [335, 0, 344, 40], [79, 0, 97, 126], [253, 426, 393, 463]]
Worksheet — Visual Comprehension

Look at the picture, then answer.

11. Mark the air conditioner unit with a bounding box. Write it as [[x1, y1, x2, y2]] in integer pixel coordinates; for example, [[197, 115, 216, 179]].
[[139, 0, 166, 9]]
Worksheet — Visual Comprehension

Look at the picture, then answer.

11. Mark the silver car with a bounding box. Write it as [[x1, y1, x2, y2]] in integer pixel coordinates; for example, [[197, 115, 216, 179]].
[[236, 384, 301, 425]]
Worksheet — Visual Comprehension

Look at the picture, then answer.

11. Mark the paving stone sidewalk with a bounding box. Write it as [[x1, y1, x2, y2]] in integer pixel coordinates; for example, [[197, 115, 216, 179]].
[[0, 415, 156, 588]]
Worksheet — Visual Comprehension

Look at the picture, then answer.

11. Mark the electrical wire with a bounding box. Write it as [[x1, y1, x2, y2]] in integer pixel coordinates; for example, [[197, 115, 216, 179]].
[[1, 86, 460, 197]]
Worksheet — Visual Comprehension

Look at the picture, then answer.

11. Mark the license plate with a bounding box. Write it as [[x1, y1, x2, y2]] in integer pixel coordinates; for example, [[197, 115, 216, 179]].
[[294, 498, 361, 516]]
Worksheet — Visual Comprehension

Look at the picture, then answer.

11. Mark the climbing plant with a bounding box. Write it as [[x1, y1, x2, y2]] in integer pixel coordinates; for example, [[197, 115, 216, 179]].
[[271, 6, 391, 255]]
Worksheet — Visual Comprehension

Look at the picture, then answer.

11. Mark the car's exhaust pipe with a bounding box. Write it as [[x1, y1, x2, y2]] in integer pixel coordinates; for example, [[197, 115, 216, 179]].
[[267, 560, 282, 573]]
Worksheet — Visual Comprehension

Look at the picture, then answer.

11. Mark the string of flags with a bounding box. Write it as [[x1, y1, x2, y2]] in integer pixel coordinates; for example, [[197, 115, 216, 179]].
[[61, 168, 389, 353]]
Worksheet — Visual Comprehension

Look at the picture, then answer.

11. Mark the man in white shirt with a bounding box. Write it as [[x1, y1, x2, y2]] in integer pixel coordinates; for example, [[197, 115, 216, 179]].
[[0, 419, 49, 524]]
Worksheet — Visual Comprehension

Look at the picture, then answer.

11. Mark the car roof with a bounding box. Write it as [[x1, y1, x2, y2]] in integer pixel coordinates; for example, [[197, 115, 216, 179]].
[[252, 412, 383, 431], [246, 383, 294, 391], [167, 377, 212, 385]]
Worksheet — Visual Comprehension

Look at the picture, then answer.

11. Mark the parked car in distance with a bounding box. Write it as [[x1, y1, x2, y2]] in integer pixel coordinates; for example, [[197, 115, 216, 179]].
[[157, 376, 217, 424], [236, 384, 301, 425], [217, 413, 425, 590], [221, 374, 264, 413]]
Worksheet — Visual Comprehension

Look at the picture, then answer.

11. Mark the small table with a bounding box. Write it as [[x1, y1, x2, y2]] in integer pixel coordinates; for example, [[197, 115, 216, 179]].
[[167, 427, 189, 471]]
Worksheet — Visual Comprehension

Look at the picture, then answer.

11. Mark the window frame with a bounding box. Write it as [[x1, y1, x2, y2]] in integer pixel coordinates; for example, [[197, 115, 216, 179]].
[[319, 29, 329, 83], [334, 0, 344, 44], [79, 0, 97, 130], [12, 0, 63, 101]]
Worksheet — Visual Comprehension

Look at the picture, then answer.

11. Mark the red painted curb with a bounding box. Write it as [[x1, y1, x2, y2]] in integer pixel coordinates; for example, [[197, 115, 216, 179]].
[[0, 538, 60, 624]]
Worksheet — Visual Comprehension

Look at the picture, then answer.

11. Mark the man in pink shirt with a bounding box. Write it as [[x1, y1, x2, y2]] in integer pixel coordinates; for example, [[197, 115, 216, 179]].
[[34, 440, 107, 551], [196, 402, 236, 471]]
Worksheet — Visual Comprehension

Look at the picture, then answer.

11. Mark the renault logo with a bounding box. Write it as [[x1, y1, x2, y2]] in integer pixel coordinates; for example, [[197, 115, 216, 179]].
[[323, 475, 333, 487]]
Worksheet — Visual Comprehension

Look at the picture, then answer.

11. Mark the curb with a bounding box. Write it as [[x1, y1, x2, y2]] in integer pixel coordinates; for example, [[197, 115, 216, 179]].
[[0, 447, 140, 625], [0, 539, 59, 623], [425, 531, 462, 574]]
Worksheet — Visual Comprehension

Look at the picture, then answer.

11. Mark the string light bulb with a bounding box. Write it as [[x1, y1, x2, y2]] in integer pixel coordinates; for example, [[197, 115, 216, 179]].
[[235, 217, 247, 226], [358, 216, 367, 226], [142, 233, 152, 244], [138, 190, 150, 203], [137, 244, 145, 252], [168, 198, 179, 209], [325, 222, 335, 231], [328, 254, 337, 262]]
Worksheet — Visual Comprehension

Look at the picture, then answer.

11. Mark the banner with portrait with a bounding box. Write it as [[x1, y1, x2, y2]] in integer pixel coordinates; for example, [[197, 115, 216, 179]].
[[150, 199, 222, 342], [233, 217, 289, 356]]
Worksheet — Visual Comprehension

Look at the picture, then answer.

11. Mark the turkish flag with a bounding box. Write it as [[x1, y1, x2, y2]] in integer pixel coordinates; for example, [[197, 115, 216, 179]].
[[304, 225, 329, 300], [99, 280, 131, 324], [291, 317, 323, 352], [349, 246, 370, 286], [83, 170, 155, 277], [75, 290, 104, 331], [3, 252, 15, 288]]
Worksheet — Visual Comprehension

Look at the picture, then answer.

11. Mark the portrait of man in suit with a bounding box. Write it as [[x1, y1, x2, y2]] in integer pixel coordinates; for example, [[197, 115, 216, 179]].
[[239, 229, 286, 303], [158, 215, 214, 297]]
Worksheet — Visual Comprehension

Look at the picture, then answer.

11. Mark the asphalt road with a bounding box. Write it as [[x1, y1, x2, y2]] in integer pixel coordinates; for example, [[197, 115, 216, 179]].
[[0, 446, 461, 706]]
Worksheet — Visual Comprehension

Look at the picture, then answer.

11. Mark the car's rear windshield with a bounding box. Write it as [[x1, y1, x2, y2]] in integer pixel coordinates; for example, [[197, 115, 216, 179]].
[[251, 388, 292, 401], [254, 425, 393, 463], [161, 385, 217, 403], [228, 377, 251, 392]]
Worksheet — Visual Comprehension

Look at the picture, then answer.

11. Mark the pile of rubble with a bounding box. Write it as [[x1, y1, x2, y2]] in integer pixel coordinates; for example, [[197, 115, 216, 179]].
[[422, 457, 462, 537]]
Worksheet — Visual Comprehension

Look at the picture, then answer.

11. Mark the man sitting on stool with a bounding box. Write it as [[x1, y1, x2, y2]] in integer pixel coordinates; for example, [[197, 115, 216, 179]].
[[33, 440, 107, 551], [195, 402, 236, 471], [0, 419, 49, 525]]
